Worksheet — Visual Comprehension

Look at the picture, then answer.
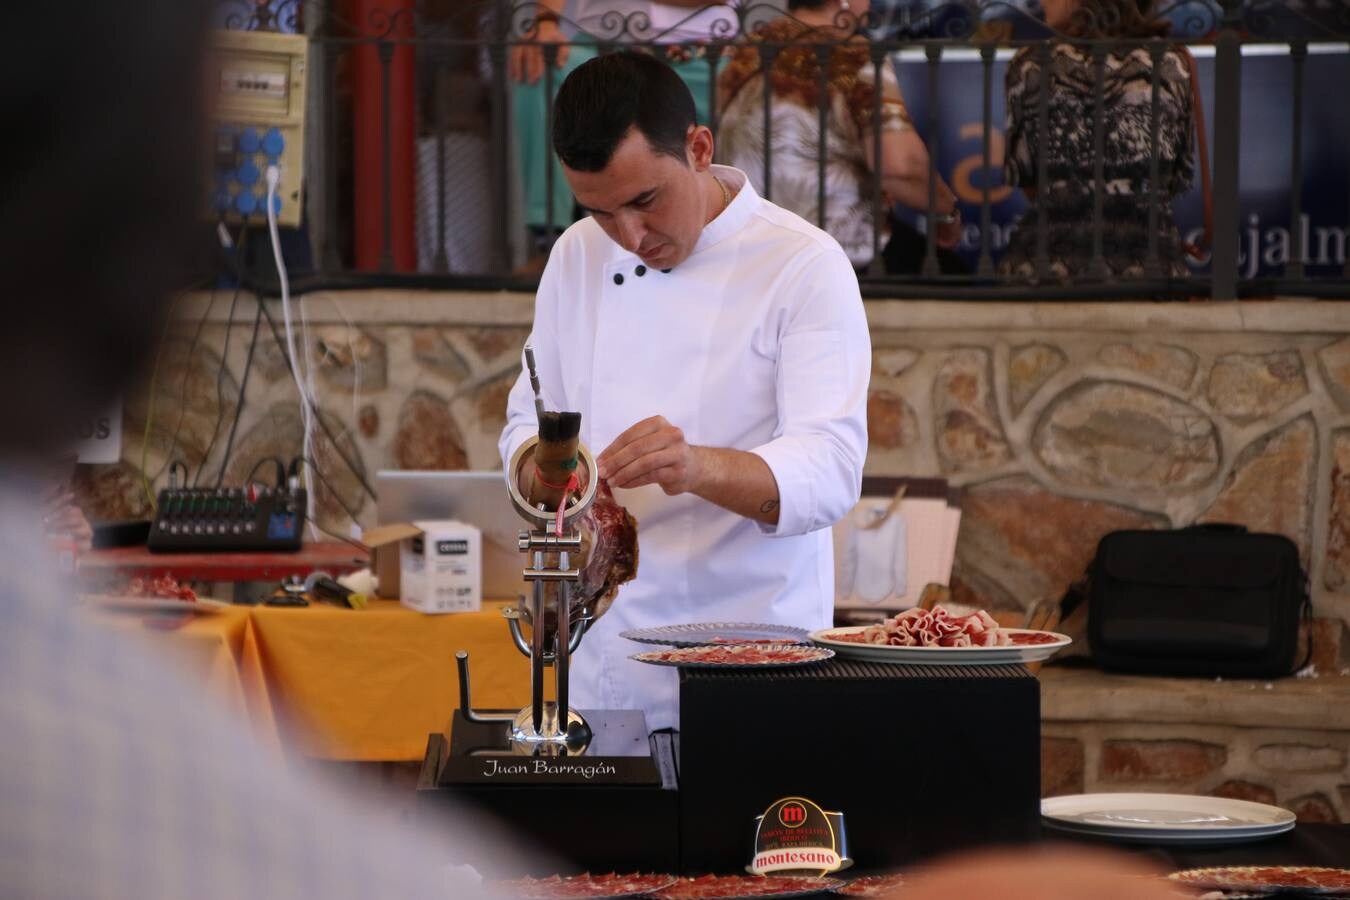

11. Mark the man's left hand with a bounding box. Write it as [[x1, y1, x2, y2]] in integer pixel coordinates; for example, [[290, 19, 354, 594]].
[[596, 416, 701, 495]]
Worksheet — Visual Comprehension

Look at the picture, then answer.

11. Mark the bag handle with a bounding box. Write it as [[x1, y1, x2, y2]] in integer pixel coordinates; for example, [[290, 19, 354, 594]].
[[1180, 46, 1213, 260], [1183, 522, 1248, 534]]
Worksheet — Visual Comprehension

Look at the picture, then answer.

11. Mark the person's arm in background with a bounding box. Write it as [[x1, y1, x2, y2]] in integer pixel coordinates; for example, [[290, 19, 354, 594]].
[[508, 0, 569, 84], [858, 64, 962, 247], [598, 244, 870, 532]]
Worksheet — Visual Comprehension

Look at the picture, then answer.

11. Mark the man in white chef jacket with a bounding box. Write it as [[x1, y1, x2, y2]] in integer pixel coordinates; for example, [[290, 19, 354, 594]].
[[499, 51, 870, 732]]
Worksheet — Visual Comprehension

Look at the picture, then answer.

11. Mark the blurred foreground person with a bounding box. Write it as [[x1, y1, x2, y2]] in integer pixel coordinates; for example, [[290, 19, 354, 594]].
[[902, 845, 1183, 900], [0, 3, 507, 896]]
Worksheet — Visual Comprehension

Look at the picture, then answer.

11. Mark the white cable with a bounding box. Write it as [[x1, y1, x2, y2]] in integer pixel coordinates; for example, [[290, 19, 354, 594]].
[[266, 165, 318, 539], [297, 258, 319, 538]]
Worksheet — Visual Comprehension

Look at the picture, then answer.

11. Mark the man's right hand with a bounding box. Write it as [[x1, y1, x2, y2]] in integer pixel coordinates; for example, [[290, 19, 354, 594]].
[[508, 20, 569, 85]]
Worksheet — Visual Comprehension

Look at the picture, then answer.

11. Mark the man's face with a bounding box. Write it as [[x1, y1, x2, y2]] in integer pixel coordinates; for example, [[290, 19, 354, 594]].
[[563, 125, 712, 271]]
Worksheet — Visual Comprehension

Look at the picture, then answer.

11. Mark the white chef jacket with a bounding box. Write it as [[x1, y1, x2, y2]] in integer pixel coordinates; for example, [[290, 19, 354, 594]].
[[499, 165, 870, 732]]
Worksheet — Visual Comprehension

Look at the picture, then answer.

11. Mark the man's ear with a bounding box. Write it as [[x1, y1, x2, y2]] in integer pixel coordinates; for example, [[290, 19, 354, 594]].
[[686, 124, 715, 172]]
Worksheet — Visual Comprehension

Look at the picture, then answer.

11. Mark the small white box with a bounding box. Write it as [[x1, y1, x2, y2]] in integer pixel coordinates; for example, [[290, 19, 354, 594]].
[[399, 519, 482, 614]]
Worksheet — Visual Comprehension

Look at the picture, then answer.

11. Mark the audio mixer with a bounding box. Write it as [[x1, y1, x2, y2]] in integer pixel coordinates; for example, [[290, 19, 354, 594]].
[[147, 485, 307, 553]]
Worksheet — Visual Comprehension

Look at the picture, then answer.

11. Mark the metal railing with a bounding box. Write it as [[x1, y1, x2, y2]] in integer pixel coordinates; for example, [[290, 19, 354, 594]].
[[222, 0, 1350, 299]]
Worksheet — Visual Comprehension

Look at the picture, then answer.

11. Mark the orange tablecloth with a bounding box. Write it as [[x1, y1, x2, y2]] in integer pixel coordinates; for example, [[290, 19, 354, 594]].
[[90, 598, 531, 762], [248, 598, 528, 761]]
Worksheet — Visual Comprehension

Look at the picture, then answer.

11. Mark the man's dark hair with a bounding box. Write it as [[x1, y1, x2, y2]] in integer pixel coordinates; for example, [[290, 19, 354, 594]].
[[552, 51, 696, 172]]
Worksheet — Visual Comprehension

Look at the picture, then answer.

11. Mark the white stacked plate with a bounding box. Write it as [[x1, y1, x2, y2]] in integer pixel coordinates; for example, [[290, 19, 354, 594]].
[[809, 627, 1071, 665], [620, 622, 810, 647], [1041, 793, 1296, 844]]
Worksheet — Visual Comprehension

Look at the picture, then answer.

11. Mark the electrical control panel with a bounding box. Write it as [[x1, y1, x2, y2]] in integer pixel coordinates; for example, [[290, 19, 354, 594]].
[[147, 486, 307, 553], [209, 29, 308, 227]]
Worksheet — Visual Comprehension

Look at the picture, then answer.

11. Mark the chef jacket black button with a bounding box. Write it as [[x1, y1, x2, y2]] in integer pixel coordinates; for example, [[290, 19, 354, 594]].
[[661, 268, 672, 274], [613, 273, 624, 285], [635, 265, 647, 276]]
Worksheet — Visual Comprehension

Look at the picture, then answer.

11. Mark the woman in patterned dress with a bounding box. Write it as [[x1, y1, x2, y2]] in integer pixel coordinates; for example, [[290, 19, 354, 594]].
[[1000, 0, 1196, 280], [716, 0, 965, 273]]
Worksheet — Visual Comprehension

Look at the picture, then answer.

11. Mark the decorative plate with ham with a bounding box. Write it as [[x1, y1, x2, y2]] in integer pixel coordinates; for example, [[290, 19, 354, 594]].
[[811, 606, 1070, 665]]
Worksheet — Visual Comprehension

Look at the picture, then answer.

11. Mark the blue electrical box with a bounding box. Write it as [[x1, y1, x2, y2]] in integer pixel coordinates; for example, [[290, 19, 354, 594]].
[[209, 30, 308, 227]]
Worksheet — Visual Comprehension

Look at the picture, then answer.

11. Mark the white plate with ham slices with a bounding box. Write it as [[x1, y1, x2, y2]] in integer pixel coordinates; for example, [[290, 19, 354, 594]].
[[810, 626, 1071, 665], [811, 606, 1071, 665]]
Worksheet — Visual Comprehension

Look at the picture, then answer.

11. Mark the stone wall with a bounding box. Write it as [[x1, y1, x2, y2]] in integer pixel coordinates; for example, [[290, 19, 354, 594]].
[[84, 293, 1350, 631]]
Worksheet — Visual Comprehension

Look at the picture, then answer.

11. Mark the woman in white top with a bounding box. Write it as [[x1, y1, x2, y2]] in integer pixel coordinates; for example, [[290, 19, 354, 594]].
[[715, 0, 966, 273]]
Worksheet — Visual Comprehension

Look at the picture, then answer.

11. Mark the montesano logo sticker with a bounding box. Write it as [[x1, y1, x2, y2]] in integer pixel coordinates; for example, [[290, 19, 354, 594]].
[[749, 797, 850, 876]]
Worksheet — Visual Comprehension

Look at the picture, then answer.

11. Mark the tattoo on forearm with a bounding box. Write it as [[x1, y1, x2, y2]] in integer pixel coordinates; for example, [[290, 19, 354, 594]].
[[759, 499, 779, 515]]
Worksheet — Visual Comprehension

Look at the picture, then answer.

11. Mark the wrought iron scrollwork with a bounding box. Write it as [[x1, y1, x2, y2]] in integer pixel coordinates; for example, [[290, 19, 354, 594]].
[[1243, 0, 1350, 38], [222, 0, 300, 32], [223, 0, 1347, 43], [1152, 0, 1221, 38]]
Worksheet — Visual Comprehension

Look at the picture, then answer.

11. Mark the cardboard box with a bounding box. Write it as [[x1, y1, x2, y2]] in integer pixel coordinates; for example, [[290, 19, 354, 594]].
[[364, 519, 482, 614]]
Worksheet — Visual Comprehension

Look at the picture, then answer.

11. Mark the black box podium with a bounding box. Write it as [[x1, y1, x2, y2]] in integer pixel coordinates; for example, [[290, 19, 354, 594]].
[[678, 658, 1041, 874]]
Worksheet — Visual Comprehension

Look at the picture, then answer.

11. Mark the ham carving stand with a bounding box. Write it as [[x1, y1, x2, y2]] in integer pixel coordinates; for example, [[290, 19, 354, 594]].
[[417, 368, 678, 876], [426, 435, 668, 783], [470, 434, 598, 754]]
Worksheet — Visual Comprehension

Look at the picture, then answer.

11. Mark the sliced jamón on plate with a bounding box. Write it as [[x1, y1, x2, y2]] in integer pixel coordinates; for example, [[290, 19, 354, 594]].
[[652, 874, 844, 899], [1168, 866, 1350, 895], [493, 872, 679, 899], [834, 873, 906, 897]]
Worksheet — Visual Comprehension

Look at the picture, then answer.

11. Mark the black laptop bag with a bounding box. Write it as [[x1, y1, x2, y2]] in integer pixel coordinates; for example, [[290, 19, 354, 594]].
[[1086, 524, 1310, 678]]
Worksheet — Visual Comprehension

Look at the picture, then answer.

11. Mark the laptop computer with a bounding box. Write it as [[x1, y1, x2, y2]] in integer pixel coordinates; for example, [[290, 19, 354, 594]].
[[374, 470, 526, 600]]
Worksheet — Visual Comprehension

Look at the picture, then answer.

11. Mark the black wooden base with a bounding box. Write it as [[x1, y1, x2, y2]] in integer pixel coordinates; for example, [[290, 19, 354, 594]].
[[418, 729, 680, 875]]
